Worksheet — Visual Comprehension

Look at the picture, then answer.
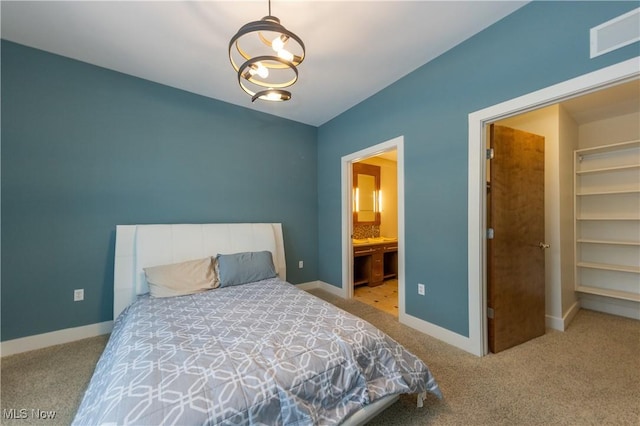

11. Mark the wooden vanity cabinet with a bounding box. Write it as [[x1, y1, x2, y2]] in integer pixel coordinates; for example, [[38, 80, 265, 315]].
[[371, 250, 384, 286], [353, 248, 372, 286], [382, 243, 398, 280], [353, 242, 398, 287]]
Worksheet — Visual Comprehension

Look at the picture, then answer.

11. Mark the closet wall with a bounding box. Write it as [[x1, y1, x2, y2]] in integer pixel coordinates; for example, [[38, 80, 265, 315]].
[[497, 104, 578, 328]]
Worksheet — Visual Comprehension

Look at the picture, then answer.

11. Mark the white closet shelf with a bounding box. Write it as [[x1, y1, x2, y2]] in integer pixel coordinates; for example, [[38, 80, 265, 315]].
[[577, 261, 640, 274], [577, 239, 640, 246], [576, 217, 640, 221], [576, 164, 640, 174], [576, 189, 640, 196], [576, 286, 640, 302], [576, 139, 640, 155], [574, 140, 640, 308]]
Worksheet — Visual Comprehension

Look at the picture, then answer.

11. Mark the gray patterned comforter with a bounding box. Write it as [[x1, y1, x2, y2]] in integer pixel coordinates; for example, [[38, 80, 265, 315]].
[[73, 279, 441, 425]]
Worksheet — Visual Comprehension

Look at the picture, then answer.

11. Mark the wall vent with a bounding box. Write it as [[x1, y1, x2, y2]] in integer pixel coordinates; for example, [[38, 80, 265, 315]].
[[590, 8, 640, 58]]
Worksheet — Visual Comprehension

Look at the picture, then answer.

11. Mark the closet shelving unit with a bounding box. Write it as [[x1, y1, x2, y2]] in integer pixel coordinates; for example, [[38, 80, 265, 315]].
[[574, 139, 640, 302]]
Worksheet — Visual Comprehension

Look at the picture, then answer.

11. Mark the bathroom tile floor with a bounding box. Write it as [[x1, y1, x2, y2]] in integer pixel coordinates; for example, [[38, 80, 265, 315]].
[[353, 279, 398, 317]]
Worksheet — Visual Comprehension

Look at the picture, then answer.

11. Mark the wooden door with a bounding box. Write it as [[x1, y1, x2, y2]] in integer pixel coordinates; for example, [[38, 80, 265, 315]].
[[488, 124, 546, 353]]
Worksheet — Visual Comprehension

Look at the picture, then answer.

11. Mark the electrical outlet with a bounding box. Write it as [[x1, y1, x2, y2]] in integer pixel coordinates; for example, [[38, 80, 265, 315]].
[[74, 289, 84, 302], [417, 283, 425, 296], [298, 260, 304, 269]]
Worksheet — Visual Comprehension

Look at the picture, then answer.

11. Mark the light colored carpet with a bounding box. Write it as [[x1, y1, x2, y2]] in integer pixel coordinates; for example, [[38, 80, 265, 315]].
[[1, 291, 639, 425], [309, 289, 640, 425], [1, 334, 108, 425]]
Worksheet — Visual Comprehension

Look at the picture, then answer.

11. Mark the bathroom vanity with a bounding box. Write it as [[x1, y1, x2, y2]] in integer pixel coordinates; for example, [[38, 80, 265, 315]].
[[353, 239, 398, 287]]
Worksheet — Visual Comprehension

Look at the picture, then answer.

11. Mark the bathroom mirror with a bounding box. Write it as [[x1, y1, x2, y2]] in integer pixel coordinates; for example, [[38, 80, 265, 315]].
[[353, 163, 381, 225]]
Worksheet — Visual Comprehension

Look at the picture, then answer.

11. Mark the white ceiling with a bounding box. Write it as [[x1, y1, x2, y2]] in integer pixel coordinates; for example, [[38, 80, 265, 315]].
[[561, 79, 640, 124], [1, 1, 529, 126]]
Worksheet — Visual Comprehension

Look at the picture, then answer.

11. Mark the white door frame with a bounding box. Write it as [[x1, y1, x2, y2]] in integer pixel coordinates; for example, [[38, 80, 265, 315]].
[[467, 57, 640, 356], [341, 136, 405, 314]]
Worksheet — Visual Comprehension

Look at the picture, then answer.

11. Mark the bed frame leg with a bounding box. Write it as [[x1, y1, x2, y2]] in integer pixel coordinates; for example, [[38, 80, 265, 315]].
[[417, 391, 427, 408]]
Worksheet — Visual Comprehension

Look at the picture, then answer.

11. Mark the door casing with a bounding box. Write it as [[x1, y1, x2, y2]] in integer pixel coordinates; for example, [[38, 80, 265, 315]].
[[341, 136, 405, 314]]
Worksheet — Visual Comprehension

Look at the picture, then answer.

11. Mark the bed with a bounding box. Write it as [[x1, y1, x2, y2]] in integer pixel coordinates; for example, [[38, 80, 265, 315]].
[[73, 223, 441, 425]]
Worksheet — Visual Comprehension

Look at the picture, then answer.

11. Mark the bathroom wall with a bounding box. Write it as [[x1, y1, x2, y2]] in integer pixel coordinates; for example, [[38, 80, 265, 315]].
[[360, 157, 398, 238]]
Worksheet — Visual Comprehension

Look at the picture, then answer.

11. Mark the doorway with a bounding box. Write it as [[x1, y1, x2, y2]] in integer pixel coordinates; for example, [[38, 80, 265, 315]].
[[468, 58, 639, 356], [352, 152, 399, 316], [341, 136, 405, 318]]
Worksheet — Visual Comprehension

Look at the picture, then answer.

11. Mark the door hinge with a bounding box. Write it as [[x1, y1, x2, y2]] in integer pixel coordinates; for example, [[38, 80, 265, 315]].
[[487, 307, 495, 319], [486, 228, 494, 239], [486, 148, 494, 160]]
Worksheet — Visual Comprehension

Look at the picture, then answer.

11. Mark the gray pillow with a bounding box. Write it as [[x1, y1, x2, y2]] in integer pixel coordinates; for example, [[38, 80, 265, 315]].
[[216, 251, 277, 287]]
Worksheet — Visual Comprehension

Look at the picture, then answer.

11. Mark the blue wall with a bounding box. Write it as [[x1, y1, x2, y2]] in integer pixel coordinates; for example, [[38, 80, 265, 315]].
[[317, 1, 639, 336], [1, 41, 318, 341], [2, 1, 638, 343]]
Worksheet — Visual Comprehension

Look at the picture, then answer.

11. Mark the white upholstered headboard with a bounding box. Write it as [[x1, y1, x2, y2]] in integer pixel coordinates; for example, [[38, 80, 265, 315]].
[[113, 223, 286, 319]]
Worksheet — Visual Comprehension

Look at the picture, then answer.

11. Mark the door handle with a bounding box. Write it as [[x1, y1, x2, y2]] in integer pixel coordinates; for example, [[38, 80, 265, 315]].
[[539, 242, 550, 249]]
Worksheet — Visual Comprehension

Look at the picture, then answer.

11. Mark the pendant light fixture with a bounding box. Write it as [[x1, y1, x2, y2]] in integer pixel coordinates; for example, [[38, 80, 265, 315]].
[[228, 0, 305, 102]]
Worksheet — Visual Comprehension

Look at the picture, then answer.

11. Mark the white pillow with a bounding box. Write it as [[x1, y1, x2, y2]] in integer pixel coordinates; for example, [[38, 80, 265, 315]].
[[144, 257, 218, 298]]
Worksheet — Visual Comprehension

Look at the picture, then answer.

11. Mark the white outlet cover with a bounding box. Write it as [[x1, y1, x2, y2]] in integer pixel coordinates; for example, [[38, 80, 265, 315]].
[[74, 289, 84, 301]]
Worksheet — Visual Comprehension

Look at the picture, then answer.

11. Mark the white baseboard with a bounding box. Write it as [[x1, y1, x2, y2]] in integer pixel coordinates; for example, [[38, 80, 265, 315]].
[[295, 281, 321, 291], [400, 312, 476, 355], [545, 315, 564, 331], [0, 321, 113, 357], [297, 280, 348, 298], [579, 294, 640, 320], [563, 301, 581, 329], [302, 281, 475, 355], [317, 280, 348, 298], [0, 280, 355, 358], [546, 301, 581, 331]]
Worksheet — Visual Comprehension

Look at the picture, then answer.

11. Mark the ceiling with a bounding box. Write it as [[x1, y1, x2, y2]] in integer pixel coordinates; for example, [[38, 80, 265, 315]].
[[1, 1, 529, 127], [560, 79, 640, 124]]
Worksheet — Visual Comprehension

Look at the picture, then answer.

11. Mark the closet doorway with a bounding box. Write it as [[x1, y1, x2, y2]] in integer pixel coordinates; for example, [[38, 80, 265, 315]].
[[341, 136, 405, 319], [468, 59, 639, 356]]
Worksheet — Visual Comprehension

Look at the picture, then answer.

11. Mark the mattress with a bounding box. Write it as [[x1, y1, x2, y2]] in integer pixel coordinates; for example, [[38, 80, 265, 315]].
[[73, 278, 441, 425]]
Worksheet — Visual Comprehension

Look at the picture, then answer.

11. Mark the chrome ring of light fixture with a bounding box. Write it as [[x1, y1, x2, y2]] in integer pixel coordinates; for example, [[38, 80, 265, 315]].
[[228, 1, 305, 102]]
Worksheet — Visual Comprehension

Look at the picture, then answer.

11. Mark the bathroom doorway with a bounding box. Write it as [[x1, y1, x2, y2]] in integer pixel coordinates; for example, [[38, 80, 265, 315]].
[[341, 136, 405, 319], [352, 151, 399, 316]]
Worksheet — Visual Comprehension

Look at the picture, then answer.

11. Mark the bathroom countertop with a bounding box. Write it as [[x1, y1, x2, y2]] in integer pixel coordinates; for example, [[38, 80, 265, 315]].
[[352, 237, 398, 246]]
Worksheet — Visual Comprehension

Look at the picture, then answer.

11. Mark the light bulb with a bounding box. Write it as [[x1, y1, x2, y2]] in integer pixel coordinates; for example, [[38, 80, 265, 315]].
[[263, 91, 282, 101], [248, 62, 269, 79], [272, 34, 289, 53], [272, 36, 285, 52], [277, 49, 294, 62], [272, 35, 294, 61]]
